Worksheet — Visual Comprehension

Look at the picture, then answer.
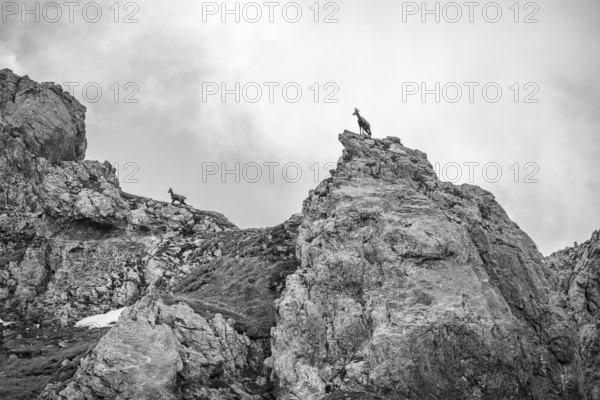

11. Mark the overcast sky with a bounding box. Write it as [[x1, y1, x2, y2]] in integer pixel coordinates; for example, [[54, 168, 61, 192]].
[[1, 0, 598, 254]]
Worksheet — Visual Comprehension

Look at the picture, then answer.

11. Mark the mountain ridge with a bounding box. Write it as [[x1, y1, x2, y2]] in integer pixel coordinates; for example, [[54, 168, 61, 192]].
[[0, 69, 598, 399]]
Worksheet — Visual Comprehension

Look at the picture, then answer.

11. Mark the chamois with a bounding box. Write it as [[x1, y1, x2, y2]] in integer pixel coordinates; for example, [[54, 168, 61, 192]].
[[353, 108, 372, 137], [168, 188, 187, 206]]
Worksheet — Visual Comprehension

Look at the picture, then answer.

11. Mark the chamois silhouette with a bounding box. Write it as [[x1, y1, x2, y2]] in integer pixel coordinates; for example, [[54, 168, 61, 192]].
[[352, 108, 372, 137], [168, 188, 187, 206]]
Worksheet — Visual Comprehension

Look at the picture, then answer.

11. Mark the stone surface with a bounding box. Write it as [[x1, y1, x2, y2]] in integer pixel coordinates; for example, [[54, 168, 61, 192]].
[[1, 68, 87, 163], [0, 70, 268, 399], [40, 294, 273, 400], [35, 215, 302, 399], [271, 131, 583, 399], [1, 70, 599, 399], [547, 230, 600, 400]]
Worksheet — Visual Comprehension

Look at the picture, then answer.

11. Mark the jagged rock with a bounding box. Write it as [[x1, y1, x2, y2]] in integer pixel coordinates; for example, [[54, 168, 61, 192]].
[[0, 70, 245, 398], [35, 215, 301, 399], [0, 70, 237, 326], [0, 68, 86, 162], [1, 70, 599, 399], [547, 230, 600, 399], [39, 294, 271, 400], [271, 131, 582, 399]]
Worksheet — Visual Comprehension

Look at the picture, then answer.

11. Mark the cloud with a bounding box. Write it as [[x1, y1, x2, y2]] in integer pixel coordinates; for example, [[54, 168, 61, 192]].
[[1, 0, 598, 253]]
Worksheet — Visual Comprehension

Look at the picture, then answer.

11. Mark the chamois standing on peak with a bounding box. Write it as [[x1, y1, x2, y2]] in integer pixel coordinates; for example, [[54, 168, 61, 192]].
[[168, 188, 187, 206], [353, 108, 372, 137]]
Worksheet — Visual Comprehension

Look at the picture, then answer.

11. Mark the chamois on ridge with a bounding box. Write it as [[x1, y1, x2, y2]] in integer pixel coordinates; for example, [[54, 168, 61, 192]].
[[353, 108, 372, 137], [168, 188, 187, 206]]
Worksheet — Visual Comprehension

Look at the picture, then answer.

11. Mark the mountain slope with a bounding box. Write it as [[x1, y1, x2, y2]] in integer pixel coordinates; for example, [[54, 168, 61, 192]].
[[0, 69, 597, 399], [0, 69, 291, 400], [272, 132, 582, 399]]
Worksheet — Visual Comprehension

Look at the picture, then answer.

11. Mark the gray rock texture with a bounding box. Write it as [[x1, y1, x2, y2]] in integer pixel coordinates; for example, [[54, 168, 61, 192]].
[[0, 68, 86, 163], [271, 132, 583, 399], [40, 294, 273, 400], [547, 230, 600, 400], [0, 69, 598, 399], [1, 69, 283, 399]]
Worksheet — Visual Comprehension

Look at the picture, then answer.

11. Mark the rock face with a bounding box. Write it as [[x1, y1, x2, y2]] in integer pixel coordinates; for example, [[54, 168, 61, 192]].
[[1, 69, 291, 399], [271, 132, 582, 399], [547, 231, 600, 400], [0, 69, 598, 399], [0, 68, 86, 163], [1, 68, 238, 326], [36, 217, 301, 399], [40, 294, 273, 400]]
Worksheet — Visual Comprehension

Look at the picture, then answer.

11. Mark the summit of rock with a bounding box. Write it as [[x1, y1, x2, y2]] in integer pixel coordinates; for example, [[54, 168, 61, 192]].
[[546, 229, 600, 399], [272, 130, 582, 399], [1, 68, 87, 162]]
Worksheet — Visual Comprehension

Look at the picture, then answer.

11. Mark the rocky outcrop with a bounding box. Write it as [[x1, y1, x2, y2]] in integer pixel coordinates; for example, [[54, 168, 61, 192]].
[[547, 230, 600, 399], [1, 69, 598, 399], [40, 294, 273, 400], [0, 69, 262, 398], [37, 216, 302, 399], [271, 132, 582, 399], [0, 160, 236, 326], [1, 68, 86, 163], [0, 68, 237, 326]]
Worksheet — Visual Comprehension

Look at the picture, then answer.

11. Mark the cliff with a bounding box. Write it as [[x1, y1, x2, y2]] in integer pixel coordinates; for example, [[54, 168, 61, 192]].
[[0, 69, 597, 399], [271, 133, 582, 399], [546, 231, 600, 400], [0, 68, 282, 399]]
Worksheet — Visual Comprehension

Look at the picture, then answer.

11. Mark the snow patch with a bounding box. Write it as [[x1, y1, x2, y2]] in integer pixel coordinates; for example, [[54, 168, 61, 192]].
[[0, 317, 16, 327], [74, 308, 126, 329]]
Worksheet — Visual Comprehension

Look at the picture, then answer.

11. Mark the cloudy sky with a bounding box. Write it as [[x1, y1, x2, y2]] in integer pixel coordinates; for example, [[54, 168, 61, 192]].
[[1, 0, 598, 254]]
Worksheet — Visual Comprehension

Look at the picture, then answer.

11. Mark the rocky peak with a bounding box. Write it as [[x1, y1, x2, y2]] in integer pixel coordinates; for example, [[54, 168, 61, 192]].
[[273, 130, 582, 399], [0, 68, 87, 163], [335, 131, 437, 185], [546, 229, 600, 398], [1, 69, 598, 399], [0, 70, 282, 400]]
